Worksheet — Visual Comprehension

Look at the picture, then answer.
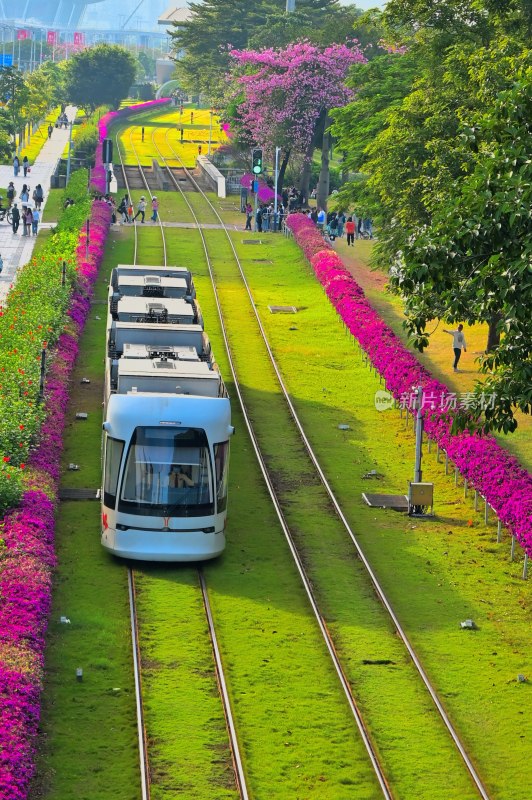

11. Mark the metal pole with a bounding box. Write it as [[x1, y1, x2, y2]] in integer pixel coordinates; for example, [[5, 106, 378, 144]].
[[274, 146, 280, 231], [85, 219, 90, 259], [414, 386, 423, 483], [61, 260, 67, 286], [38, 347, 46, 402], [208, 109, 213, 156], [66, 119, 73, 184]]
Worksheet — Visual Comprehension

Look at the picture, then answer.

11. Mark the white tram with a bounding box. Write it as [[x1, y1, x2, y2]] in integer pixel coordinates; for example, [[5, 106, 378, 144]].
[[101, 264, 233, 561]]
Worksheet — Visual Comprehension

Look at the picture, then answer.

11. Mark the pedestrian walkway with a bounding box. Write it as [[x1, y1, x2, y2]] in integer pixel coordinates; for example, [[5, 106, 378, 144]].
[[0, 106, 77, 303]]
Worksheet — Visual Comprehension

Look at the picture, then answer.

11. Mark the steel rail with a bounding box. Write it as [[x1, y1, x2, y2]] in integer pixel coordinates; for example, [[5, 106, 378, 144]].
[[157, 127, 492, 800], [198, 571, 250, 800], [149, 127, 394, 799], [127, 569, 151, 800], [113, 127, 138, 266], [131, 128, 167, 267]]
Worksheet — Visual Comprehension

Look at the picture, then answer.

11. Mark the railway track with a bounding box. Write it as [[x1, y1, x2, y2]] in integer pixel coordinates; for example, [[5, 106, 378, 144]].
[[144, 124, 491, 800], [109, 114, 492, 798], [114, 126, 250, 800]]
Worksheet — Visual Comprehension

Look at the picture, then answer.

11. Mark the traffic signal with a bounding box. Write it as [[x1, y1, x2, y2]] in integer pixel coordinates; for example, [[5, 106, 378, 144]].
[[252, 147, 263, 175], [102, 138, 113, 164]]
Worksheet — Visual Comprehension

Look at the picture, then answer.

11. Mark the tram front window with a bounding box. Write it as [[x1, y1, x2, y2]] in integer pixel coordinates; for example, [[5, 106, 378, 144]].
[[118, 426, 214, 516]]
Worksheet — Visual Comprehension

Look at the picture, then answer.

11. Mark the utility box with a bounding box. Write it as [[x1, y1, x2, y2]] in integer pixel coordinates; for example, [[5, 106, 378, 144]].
[[408, 482, 434, 515]]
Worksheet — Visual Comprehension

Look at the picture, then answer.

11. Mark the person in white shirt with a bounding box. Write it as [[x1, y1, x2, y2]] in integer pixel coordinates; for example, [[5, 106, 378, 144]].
[[443, 324, 467, 372], [317, 208, 326, 231]]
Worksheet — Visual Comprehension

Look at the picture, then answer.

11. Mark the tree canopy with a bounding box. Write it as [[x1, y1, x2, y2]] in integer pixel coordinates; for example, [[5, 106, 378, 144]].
[[64, 44, 137, 111], [171, 0, 351, 100], [330, 0, 531, 430]]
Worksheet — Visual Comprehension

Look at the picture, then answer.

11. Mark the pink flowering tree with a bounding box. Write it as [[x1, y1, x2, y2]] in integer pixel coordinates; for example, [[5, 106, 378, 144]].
[[229, 41, 365, 208]]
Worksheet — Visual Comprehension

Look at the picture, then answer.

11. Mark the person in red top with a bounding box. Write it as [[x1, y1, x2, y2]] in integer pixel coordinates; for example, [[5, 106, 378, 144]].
[[345, 216, 356, 246]]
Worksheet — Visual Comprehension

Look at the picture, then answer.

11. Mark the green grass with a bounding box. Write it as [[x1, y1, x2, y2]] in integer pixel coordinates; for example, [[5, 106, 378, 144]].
[[222, 230, 531, 799], [201, 229, 479, 799], [34, 230, 139, 800], [41, 189, 66, 224]]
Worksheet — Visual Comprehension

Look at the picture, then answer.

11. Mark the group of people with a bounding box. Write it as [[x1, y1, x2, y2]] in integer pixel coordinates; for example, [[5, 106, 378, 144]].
[[116, 195, 159, 224], [12, 155, 30, 178], [245, 202, 286, 232], [314, 209, 372, 242], [3, 181, 43, 236]]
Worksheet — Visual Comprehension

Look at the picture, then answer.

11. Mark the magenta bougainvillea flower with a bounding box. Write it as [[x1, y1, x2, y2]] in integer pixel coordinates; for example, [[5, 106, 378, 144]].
[[286, 213, 532, 557]]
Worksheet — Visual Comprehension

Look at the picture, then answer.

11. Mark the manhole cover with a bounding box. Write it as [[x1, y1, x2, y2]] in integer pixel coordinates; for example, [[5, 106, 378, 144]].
[[59, 488, 100, 501], [362, 493, 408, 511], [242, 240, 263, 244], [268, 306, 298, 314]]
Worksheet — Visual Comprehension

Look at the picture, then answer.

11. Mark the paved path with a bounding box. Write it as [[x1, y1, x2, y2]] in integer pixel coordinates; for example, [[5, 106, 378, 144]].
[[0, 106, 77, 303]]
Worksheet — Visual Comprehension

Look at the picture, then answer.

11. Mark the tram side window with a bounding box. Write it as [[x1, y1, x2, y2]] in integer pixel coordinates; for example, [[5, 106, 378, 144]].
[[214, 441, 229, 512], [104, 436, 125, 508]]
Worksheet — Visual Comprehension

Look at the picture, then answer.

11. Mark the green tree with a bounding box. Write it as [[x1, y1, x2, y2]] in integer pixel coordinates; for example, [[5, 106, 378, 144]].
[[391, 47, 532, 432], [64, 44, 137, 111], [171, 0, 345, 100], [0, 67, 29, 141]]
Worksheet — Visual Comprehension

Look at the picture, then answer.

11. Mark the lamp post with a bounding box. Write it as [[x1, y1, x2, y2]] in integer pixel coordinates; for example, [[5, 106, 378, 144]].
[[208, 108, 214, 156], [66, 119, 73, 185], [273, 146, 281, 231]]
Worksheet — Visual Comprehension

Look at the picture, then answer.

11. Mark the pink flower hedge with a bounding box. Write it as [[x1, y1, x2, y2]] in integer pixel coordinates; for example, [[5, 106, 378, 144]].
[[91, 98, 171, 193], [0, 211, 111, 799], [2, 95, 164, 797], [286, 213, 532, 557]]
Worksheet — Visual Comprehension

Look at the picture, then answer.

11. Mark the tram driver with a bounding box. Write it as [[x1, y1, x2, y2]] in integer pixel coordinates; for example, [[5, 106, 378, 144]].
[[169, 465, 195, 488]]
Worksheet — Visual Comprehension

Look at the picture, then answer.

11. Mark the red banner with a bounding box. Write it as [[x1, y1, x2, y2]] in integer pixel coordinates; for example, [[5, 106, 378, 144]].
[[47, 31, 57, 45], [17, 30, 29, 40], [73, 32, 84, 46]]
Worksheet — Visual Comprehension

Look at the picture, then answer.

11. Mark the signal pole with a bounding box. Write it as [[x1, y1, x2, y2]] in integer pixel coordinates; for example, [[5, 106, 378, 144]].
[[286, 0, 296, 11]]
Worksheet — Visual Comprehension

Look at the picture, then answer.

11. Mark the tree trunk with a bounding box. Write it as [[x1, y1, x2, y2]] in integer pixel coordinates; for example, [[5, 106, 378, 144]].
[[298, 139, 315, 204], [316, 112, 331, 212], [486, 312, 502, 352], [276, 149, 291, 197]]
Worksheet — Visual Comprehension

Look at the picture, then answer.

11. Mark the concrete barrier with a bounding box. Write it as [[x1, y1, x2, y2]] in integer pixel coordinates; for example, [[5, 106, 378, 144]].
[[152, 159, 170, 191], [196, 156, 226, 198]]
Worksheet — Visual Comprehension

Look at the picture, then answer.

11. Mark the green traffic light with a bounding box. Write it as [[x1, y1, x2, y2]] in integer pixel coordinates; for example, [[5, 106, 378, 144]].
[[253, 165, 262, 174]]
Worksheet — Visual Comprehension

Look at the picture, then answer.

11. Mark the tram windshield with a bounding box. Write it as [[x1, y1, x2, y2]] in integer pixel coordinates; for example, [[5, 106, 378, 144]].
[[118, 426, 214, 516]]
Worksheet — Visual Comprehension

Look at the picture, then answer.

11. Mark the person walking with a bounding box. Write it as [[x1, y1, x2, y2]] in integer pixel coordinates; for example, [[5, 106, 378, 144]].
[[13, 155, 20, 177], [443, 325, 467, 372], [11, 204, 20, 234], [133, 196, 146, 223], [345, 216, 355, 246], [23, 206, 33, 236], [337, 211, 346, 238], [151, 196, 159, 222], [22, 156, 29, 177], [244, 202, 253, 231], [255, 205, 263, 233], [33, 185, 44, 210], [7, 182, 16, 207], [317, 207, 326, 231], [118, 195, 128, 223], [48, 123, 53, 139], [32, 207, 40, 236], [127, 199, 134, 222], [20, 185, 29, 204]]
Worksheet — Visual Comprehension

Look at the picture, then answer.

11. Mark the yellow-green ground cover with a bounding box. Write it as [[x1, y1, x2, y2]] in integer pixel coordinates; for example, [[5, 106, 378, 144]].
[[18, 108, 60, 164], [116, 106, 228, 168]]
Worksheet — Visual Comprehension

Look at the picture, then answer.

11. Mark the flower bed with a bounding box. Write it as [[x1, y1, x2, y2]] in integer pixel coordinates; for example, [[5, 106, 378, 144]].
[[286, 213, 532, 557], [0, 197, 111, 800], [90, 97, 171, 194], [0, 96, 160, 800]]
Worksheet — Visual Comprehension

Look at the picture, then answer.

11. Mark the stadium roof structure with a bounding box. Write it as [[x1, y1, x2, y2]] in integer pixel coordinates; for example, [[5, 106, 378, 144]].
[[157, 5, 192, 25]]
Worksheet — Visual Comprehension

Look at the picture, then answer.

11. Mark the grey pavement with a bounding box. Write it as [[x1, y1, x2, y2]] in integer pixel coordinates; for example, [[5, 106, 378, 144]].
[[0, 106, 77, 303]]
